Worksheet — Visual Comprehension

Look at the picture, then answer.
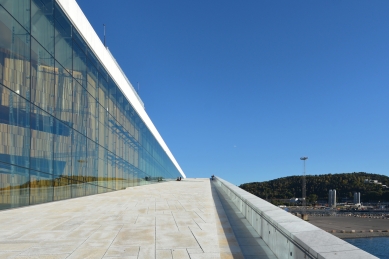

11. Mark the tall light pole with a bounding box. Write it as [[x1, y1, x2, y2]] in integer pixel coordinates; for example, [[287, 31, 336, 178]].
[[300, 157, 308, 218]]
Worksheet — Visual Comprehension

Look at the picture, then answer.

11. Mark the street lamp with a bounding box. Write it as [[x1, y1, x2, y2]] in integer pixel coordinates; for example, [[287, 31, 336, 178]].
[[300, 157, 308, 219]]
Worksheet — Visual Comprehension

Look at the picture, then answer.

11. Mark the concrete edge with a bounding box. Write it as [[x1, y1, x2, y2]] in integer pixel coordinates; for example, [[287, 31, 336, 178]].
[[214, 176, 378, 259]]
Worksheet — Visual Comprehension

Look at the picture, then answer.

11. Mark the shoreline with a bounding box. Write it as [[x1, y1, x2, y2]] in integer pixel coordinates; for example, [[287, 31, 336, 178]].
[[330, 231, 389, 239], [306, 215, 389, 239]]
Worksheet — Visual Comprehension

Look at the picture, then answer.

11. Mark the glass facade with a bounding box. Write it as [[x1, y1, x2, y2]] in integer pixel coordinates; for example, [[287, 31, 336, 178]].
[[0, 0, 181, 211]]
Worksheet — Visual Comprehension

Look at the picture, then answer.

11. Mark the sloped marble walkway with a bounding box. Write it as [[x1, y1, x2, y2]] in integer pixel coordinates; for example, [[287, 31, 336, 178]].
[[0, 178, 270, 259]]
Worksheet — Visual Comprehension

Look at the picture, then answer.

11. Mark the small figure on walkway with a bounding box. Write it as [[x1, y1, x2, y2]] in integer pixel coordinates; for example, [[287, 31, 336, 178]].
[[211, 175, 215, 180], [177, 177, 180, 181]]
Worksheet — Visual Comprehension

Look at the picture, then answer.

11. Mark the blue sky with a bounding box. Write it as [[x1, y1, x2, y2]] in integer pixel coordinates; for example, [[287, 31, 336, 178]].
[[77, 0, 389, 185]]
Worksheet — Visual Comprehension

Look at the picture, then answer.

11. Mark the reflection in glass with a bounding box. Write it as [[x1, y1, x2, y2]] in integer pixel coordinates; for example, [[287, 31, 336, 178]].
[[71, 179, 85, 198], [0, 85, 30, 168], [30, 104, 54, 174], [53, 118, 72, 178], [0, 0, 30, 32], [31, 38, 55, 115], [31, 0, 54, 55], [55, 62, 73, 126], [72, 130, 86, 181], [0, 162, 29, 210], [30, 170, 53, 205], [0, 5, 30, 99], [53, 176, 71, 201]]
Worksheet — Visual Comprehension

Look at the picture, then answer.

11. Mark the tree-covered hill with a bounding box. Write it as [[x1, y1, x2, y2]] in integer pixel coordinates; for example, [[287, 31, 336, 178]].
[[239, 172, 389, 203]]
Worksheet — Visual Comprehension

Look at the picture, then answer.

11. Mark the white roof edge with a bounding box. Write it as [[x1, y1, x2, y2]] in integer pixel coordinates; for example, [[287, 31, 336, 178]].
[[56, 0, 186, 178]]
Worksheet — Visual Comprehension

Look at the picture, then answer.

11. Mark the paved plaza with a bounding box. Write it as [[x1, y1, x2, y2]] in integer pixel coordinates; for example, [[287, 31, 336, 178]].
[[0, 178, 274, 259]]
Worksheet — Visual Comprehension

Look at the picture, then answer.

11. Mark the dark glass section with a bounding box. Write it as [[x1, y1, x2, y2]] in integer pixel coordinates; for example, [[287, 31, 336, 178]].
[[72, 27, 86, 54], [72, 41, 86, 89], [31, 0, 54, 55], [0, 0, 30, 32], [54, 15, 72, 73]]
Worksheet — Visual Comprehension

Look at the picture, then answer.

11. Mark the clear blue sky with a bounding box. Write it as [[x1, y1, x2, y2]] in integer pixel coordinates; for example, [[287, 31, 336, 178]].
[[77, 0, 389, 185]]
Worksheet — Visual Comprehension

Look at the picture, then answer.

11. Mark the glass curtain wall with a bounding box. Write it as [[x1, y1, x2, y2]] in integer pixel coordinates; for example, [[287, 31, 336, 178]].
[[0, 0, 181, 211]]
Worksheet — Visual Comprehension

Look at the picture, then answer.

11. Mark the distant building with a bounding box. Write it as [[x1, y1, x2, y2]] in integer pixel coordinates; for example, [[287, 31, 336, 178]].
[[328, 189, 336, 208], [353, 192, 361, 205], [365, 179, 382, 185]]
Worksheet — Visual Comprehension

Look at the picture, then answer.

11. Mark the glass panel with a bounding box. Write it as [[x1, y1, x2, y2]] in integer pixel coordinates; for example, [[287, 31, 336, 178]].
[[54, 18, 72, 74], [54, 2, 71, 37], [72, 80, 86, 135], [0, 162, 29, 210], [85, 182, 96, 196], [0, 6, 30, 99], [97, 145, 107, 191], [29, 170, 53, 205], [115, 158, 122, 190], [99, 66, 108, 83], [0, 84, 30, 168], [55, 61, 72, 126], [116, 90, 124, 126], [87, 49, 99, 73], [0, 0, 31, 32], [86, 91, 98, 142], [86, 59, 98, 98], [71, 130, 86, 182], [72, 41, 86, 88], [30, 104, 54, 174], [108, 78, 116, 118], [31, 0, 54, 55], [107, 113, 116, 153], [107, 151, 115, 190], [86, 138, 97, 184], [98, 186, 107, 194], [98, 104, 107, 148], [71, 179, 85, 198], [72, 28, 86, 54], [53, 118, 72, 178], [53, 176, 71, 201], [31, 38, 55, 115]]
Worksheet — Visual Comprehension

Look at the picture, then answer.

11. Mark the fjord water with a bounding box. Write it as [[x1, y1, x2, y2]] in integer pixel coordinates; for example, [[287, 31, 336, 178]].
[[344, 237, 389, 259]]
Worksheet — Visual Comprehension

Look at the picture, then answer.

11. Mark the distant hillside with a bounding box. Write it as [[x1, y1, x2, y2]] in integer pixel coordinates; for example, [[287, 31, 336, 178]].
[[239, 172, 389, 203]]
